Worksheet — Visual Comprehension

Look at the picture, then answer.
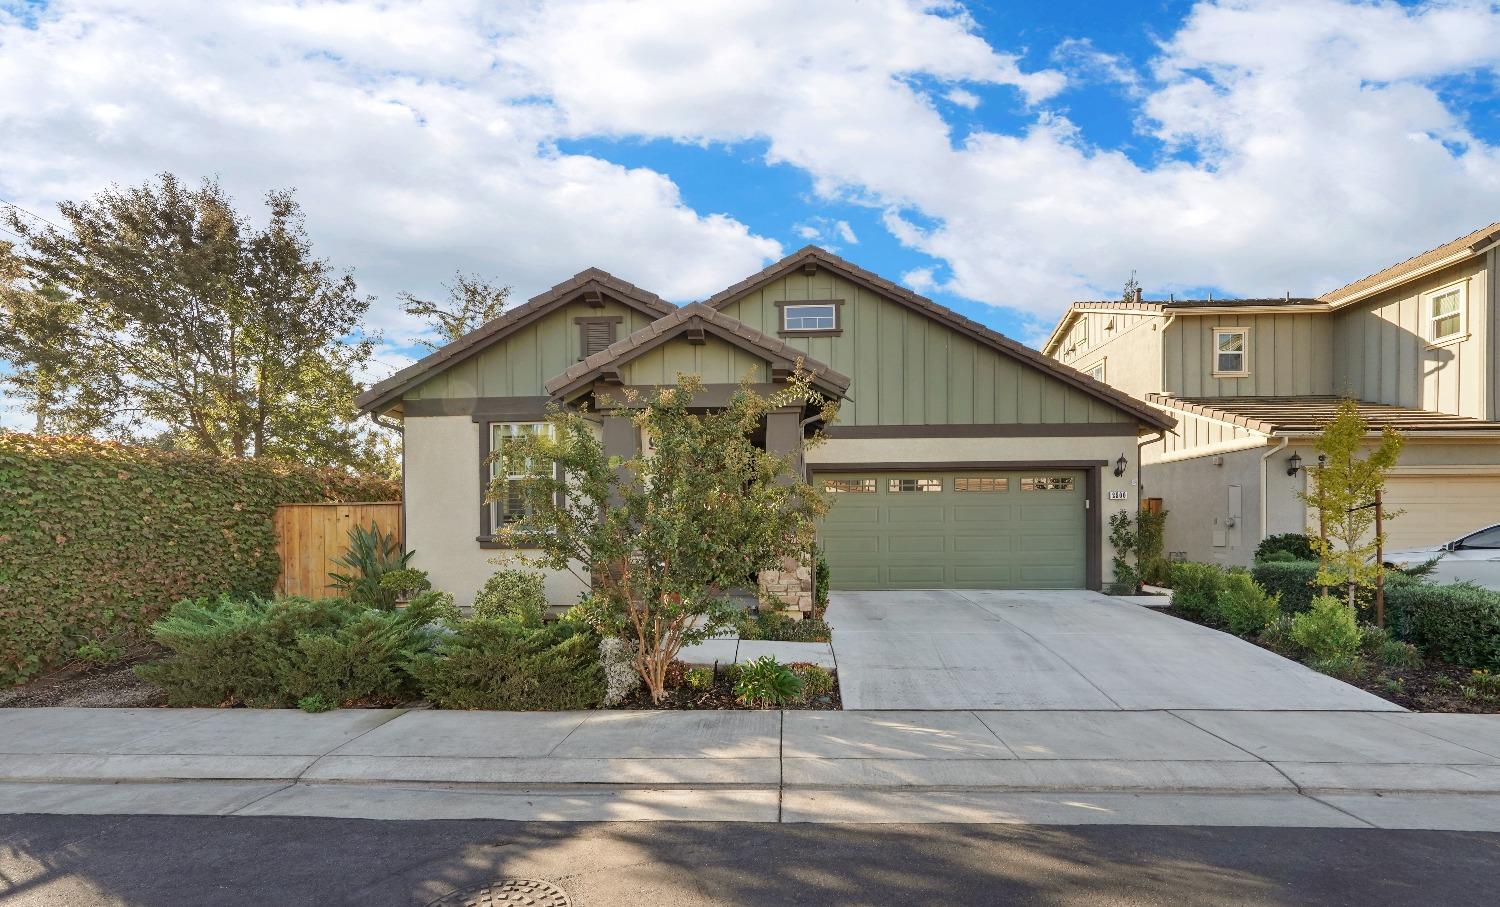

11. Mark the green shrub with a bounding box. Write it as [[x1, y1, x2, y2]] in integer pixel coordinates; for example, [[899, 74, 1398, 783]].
[[1291, 595, 1363, 661], [297, 694, 335, 713], [406, 619, 604, 710], [1217, 572, 1282, 636], [737, 611, 831, 642], [733, 656, 803, 707], [1387, 582, 1500, 670], [791, 663, 836, 698], [1358, 623, 1422, 668], [1168, 561, 1229, 621], [1255, 533, 1317, 562], [328, 523, 412, 609], [1258, 614, 1299, 655], [1250, 561, 1321, 614], [1258, 550, 1298, 563], [1309, 654, 1366, 680], [135, 593, 441, 707], [471, 570, 548, 627], [0, 432, 397, 686], [1136, 507, 1170, 586], [684, 666, 716, 691], [813, 546, 831, 614], [379, 568, 433, 600]]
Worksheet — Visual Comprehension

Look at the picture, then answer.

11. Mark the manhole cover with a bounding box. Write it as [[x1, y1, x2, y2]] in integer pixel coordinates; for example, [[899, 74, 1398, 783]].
[[425, 879, 570, 907]]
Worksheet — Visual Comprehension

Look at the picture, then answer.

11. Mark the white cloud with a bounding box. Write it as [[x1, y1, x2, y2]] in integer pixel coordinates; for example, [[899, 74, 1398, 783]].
[[6, 0, 1500, 363], [902, 267, 938, 292], [945, 87, 982, 109]]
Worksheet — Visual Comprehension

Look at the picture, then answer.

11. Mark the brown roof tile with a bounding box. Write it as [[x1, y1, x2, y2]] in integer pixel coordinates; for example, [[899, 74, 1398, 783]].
[[1320, 222, 1500, 305], [1148, 394, 1500, 435]]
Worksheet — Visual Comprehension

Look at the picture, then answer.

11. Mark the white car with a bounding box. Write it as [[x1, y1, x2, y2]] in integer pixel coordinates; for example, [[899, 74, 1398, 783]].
[[1385, 523, 1500, 590]]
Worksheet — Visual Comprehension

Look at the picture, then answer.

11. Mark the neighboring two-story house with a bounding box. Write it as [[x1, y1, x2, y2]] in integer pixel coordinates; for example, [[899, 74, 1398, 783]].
[[357, 247, 1173, 609], [1043, 222, 1500, 566]]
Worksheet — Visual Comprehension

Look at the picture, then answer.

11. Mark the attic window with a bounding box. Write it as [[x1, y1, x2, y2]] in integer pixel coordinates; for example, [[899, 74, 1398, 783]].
[[576, 316, 623, 359], [778, 300, 842, 335]]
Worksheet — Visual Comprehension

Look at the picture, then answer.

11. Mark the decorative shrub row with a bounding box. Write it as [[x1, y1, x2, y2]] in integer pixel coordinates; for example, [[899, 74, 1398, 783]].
[[0, 432, 398, 686], [1388, 582, 1500, 671]]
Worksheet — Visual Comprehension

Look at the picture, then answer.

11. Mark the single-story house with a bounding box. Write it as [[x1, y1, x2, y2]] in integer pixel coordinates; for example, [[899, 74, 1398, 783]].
[[356, 247, 1175, 610]]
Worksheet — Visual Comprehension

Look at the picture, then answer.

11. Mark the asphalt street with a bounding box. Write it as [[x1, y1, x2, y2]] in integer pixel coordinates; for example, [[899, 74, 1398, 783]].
[[3, 814, 1498, 906]]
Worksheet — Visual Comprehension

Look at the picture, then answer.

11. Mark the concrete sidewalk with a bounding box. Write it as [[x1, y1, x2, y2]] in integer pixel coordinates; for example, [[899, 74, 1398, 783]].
[[5, 707, 1500, 828]]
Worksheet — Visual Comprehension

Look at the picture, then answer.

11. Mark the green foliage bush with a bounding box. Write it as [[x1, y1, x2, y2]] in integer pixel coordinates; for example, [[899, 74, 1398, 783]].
[[1, 432, 397, 686], [1291, 595, 1363, 661], [328, 523, 412, 609], [792, 663, 836, 697], [1250, 561, 1321, 614], [737, 611, 832, 642], [813, 545, 831, 614], [1255, 533, 1317, 563], [471, 569, 548, 627], [1359, 623, 1422, 669], [135, 592, 444, 708], [1167, 561, 1228, 621], [1218, 572, 1282, 636], [733, 655, 804, 707], [406, 619, 604, 710], [1387, 582, 1500, 671]]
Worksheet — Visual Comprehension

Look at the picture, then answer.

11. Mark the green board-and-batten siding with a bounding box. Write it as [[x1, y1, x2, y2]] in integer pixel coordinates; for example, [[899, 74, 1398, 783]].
[[618, 334, 771, 386], [717, 272, 1134, 427], [408, 301, 659, 400]]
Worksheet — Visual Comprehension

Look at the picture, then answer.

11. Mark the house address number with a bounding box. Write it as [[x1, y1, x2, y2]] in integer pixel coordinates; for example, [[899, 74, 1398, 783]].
[[1107, 490, 1128, 501]]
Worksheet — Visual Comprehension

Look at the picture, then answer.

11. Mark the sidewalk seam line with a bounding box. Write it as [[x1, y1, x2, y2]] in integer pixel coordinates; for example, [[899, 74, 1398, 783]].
[[1168, 710, 1314, 797], [968, 710, 1023, 759], [298, 708, 410, 781], [542, 714, 594, 757], [1368, 712, 1500, 762], [777, 710, 785, 823], [953, 591, 1125, 710], [1300, 792, 1380, 828], [223, 781, 296, 817]]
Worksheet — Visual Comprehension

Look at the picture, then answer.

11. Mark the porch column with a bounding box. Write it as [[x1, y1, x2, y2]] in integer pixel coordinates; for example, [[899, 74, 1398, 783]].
[[760, 405, 814, 617], [764, 406, 804, 479], [600, 413, 636, 508]]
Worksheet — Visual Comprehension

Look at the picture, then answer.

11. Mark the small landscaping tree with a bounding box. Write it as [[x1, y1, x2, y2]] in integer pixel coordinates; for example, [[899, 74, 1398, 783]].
[[493, 371, 836, 702], [1298, 400, 1403, 613]]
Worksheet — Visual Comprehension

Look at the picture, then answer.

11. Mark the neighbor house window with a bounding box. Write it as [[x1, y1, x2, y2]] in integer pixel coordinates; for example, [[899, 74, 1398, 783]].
[[1086, 359, 1106, 382], [489, 422, 552, 527], [782, 303, 837, 332], [1212, 328, 1249, 377], [1426, 282, 1466, 344], [823, 477, 875, 494], [889, 477, 943, 493], [954, 476, 1008, 493], [1022, 476, 1075, 492]]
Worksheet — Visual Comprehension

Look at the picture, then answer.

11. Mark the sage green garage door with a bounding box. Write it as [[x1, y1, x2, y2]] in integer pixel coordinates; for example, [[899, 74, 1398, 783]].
[[817, 470, 1088, 590]]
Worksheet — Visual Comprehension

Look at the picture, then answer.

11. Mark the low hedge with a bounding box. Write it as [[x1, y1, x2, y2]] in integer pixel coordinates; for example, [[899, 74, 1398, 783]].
[[1251, 561, 1321, 614], [406, 619, 605, 710], [0, 432, 398, 686], [1388, 582, 1500, 671]]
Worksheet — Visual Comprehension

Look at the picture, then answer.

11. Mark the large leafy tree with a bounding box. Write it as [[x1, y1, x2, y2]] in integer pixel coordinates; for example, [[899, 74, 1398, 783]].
[[399, 272, 510, 351], [0, 174, 387, 470], [1300, 399, 1404, 610], [494, 372, 836, 702]]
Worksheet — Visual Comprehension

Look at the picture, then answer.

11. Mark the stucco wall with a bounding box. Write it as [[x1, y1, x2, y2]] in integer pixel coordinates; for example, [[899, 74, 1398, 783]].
[[808, 434, 1142, 585], [403, 415, 589, 608], [1051, 309, 1165, 400]]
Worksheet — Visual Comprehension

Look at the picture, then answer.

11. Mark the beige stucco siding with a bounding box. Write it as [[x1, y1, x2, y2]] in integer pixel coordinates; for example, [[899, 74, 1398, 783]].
[[1332, 256, 1491, 419], [807, 435, 1141, 586], [409, 301, 658, 400], [720, 272, 1135, 426], [403, 415, 588, 608], [1164, 313, 1334, 398]]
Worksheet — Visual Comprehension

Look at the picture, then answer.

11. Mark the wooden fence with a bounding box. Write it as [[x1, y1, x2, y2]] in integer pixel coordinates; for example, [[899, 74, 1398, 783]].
[[274, 502, 402, 598]]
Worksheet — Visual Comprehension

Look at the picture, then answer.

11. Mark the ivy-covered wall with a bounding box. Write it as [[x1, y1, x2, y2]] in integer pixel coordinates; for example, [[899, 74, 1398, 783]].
[[0, 433, 399, 686]]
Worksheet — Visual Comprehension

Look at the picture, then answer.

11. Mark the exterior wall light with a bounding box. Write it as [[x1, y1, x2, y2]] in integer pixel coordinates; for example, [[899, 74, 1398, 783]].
[[1113, 454, 1128, 478], [1286, 452, 1303, 476]]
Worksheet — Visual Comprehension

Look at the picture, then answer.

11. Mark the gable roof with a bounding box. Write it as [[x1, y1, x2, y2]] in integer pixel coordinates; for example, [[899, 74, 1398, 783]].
[[545, 302, 851, 399], [1148, 394, 1500, 436], [1320, 221, 1500, 307], [705, 245, 1174, 431], [1041, 296, 1329, 357], [356, 267, 675, 414]]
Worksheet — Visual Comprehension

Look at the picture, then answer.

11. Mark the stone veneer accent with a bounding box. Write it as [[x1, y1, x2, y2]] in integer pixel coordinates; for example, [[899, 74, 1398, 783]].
[[758, 554, 813, 618]]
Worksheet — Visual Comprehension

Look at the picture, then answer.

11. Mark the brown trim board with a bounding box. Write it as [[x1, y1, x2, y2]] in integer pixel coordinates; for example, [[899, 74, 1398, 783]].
[[823, 423, 1141, 439]]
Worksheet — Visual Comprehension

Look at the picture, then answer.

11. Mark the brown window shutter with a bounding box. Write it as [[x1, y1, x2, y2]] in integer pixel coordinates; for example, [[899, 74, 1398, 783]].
[[581, 320, 615, 357]]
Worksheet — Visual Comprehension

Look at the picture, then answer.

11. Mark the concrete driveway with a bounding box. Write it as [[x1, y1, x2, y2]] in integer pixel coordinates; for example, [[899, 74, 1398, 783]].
[[828, 590, 1401, 711]]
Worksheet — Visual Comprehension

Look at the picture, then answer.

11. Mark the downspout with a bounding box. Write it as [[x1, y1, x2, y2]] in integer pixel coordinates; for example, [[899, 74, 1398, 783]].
[[1259, 435, 1289, 542]]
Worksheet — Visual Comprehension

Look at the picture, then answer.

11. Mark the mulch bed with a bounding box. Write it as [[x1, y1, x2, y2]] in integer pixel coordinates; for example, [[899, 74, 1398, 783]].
[[1157, 606, 1500, 714], [618, 661, 842, 710], [0, 644, 168, 708]]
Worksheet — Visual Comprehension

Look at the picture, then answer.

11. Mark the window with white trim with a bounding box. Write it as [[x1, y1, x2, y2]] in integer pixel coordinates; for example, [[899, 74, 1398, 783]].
[[1212, 327, 1249, 377], [489, 422, 552, 527], [782, 303, 836, 332], [1086, 359, 1106, 382], [1426, 282, 1466, 344]]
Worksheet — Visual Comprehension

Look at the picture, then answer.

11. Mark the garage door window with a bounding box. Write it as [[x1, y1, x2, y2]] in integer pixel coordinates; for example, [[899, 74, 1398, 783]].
[[954, 476, 1008, 492], [824, 477, 875, 494], [889, 477, 943, 493], [1022, 476, 1075, 491]]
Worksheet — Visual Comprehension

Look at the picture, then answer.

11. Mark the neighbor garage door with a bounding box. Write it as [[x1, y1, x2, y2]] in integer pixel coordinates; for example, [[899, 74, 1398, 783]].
[[817, 470, 1088, 590], [1383, 473, 1500, 549]]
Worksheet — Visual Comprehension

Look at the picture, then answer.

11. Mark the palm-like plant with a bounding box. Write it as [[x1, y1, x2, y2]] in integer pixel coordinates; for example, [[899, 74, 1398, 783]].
[[328, 522, 412, 609]]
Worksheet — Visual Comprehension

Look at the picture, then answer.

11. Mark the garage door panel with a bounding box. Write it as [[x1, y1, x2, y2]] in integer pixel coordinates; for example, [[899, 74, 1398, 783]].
[[819, 470, 1087, 590], [1383, 474, 1500, 549]]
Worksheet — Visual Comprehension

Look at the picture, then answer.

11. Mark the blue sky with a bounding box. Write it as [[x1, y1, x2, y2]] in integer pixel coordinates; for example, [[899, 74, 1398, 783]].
[[3, 0, 1500, 414]]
